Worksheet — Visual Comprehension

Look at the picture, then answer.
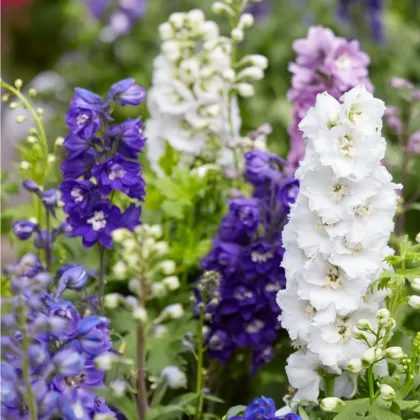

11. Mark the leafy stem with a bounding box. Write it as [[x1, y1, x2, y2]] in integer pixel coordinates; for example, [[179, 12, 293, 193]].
[[367, 365, 375, 405], [98, 244, 106, 315], [194, 306, 206, 420], [323, 376, 335, 398]]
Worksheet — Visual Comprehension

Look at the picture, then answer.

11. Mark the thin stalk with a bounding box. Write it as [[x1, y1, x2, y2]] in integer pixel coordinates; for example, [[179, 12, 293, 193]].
[[98, 245, 106, 315], [323, 377, 335, 398], [45, 210, 51, 272], [194, 309, 205, 420], [367, 365, 375, 405], [18, 300, 38, 420]]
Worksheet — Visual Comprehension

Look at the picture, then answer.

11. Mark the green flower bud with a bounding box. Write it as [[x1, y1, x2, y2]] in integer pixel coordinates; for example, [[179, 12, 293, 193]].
[[347, 358, 363, 373], [356, 319, 373, 331], [14, 79, 23, 89], [408, 295, 420, 310], [376, 308, 390, 323], [321, 397, 345, 412], [362, 347, 383, 366], [29, 88, 37, 99], [384, 346, 404, 360], [380, 384, 395, 401]]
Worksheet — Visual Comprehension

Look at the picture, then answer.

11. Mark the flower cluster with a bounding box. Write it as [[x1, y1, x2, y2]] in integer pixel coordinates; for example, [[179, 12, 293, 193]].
[[1, 255, 115, 419], [338, 0, 384, 43], [82, 0, 147, 41], [229, 396, 302, 420], [146, 7, 267, 173], [277, 85, 400, 402], [60, 79, 146, 248], [286, 26, 372, 172], [199, 149, 299, 374]]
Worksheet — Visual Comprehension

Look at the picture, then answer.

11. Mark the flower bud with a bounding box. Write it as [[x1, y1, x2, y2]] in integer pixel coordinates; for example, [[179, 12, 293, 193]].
[[237, 66, 264, 81], [112, 261, 128, 280], [9, 101, 18, 110], [231, 28, 244, 42], [362, 347, 383, 366], [16, 115, 27, 123], [112, 228, 128, 242], [128, 279, 141, 296], [391, 77, 413, 89], [160, 366, 187, 389], [55, 136, 64, 147], [376, 308, 390, 323], [162, 41, 180, 61], [14, 79, 23, 89], [104, 293, 123, 309], [188, 9, 205, 29], [20, 161, 31, 170], [320, 397, 345, 412], [151, 282, 167, 298], [160, 303, 184, 320], [202, 21, 219, 40], [239, 13, 254, 29], [212, 2, 234, 16], [152, 325, 169, 339], [160, 260, 176, 275], [410, 278, 420, 292], [379, 384, 396, 401], [384, 346, 404, 360], [123, 238, 138, 252], [27, 135, 37, 144], [168, 12, 184, 28], [132, 306, 148, 323], [236, 83, 255, 97], [110, 379, 127, 397], [246, 54, 268, 69], [163, 276, 180, 291], [222, 68, 236, 82], [408, 295, 420, 310], [352, 327, 369, 341], [346, 358, 363, 373], [29, 88, 37, 99], [153, 241, 169, 256], [95, 353, 120, 371], [159, 22, 174, 40], [356, 319, 373, 331]]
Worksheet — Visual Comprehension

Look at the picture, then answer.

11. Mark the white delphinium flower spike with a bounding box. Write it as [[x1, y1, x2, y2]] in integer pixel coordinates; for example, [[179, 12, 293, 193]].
[[277, 84, 401, 403]]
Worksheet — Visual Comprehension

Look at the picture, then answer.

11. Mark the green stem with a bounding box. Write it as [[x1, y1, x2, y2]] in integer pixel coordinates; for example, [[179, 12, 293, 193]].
[[45, 210, 51, 272], [98, 245, 106, 315], [367, 365, 375, 405], [194, 309, 205, 420], [18, 299, 38, 420], [323, 377, 335, 398]]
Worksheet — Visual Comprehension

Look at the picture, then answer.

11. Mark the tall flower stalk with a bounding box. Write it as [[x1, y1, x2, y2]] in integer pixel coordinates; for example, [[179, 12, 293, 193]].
[[277, 85, 400, 403]]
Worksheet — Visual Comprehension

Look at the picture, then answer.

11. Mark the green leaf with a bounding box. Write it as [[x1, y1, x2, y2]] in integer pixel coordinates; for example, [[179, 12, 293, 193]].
[[161, 199, 187, 219], [147, 404, 186, 420], [225, 405, 247, 419], [158, 141, 180, 176], [298, 406, 310, 420], [175, 392, 198, 406], [203, 394, 224, 404], [93, 388, 138, 420], [394, 399, 420, 413], [153, 177, 185, 201], [333, 398, 370, 419]]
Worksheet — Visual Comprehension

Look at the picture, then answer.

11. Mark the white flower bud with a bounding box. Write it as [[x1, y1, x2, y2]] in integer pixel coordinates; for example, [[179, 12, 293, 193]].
[[14, 79, 23, 89], [231, 28, 244, 42], [379, 384, 396, 401], [356, 319, 373, 331], [55, 136, 64, 146], [95, 353, 120, 371], [222, 68, 236, 82], [187, 9, 205, 29], [111, 228, 127, 242], [148, 225, 163, 238], [151, 282, 168, 298], [239, 13, 254, 29], [384, 346, 404, 360], [160, 366, 187, 389], [153, 241, 169, 256], [27, 135, 37, 144], [237, 66, 264, 81], [124, 254, 139, 268], [104, 293, 123, 309], [212, 2, 234, 16], [132, 306, 148, 323], [362, 347, 383, 366], [202, 21, 219, 40], [163, 276, 180, 291], [47, 154, 56, 164], [161, 303, 184, 320], [408, 295, 420, 309], [152, 325, 169, 339], [410, 278, 420, 292], [376, 308, 390, 324], [347, 358, 363, 373], [168, 12, 184, 29], [123, 238, 138, 252], [244, 54, 268, 69], [16, 115, 27, 123], [109, 379, 127, 397], [162, 41, 180, 61], [128, 279, 141, 296], [352, 327, 369, 341], [112, 261, 127, 280], [159, 22, 174, 40], [320, 397, 345, 412], [235, 83, 255, 97], [20, 161, 30, 170], [160, 260, 176, 275]]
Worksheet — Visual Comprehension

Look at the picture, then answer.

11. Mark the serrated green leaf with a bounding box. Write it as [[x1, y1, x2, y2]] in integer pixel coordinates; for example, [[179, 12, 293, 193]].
[[161, 199, 187, 219], [333, 398, 370, 419], [394, 399, 420, 413], [203, 394, 224, 404]]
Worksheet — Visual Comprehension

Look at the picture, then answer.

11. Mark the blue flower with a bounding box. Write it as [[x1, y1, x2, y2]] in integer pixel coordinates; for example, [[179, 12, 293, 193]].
[[60, 179, 96, 215], [53, 348, 85, 377], [55, 265, 89, 299], [107, 78, 146, 106], [92, 154, 145, 200], [12, 220, 38, 240], [65, 106, 102, 140], [278, 178, 299, 210], [48, 299, 80, 340], [42, 188, 60, 216], [22, 179, 42, 194], [61, 148, 96, 180], [77, 316, 112, 356]]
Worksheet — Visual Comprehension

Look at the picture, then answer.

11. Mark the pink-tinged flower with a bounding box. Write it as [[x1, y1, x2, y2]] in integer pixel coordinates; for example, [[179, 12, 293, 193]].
[[391, 77, 413, 89], [408, 131, 420, 154]]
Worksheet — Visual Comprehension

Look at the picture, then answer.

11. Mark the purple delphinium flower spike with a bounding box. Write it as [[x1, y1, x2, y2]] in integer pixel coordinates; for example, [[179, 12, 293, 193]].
[[12, 220, 39, 240], [106, 77, 146, 106]]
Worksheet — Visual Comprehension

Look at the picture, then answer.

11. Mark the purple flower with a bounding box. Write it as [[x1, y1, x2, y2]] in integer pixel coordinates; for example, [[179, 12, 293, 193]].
[[42, 188, 60, 215], [68, 203, 122, 248], [92, 154, 145, 200], [60, 179, 96, 215], [408, 131, 420, 154], [53, 348, 85, 377], [77, 316, 112, 356], [391, 77, 413, 90], [277, 178, 299, 210], [120, 203, 142, 231], [107, 78, 146, 106], [219, 198, 261, 242], [245, 0, 270, 21], [55, 265, 89, 299], [61, 149, 97, 180], [63, 133, 97, 157], [244, 150, 284, 186], [201, 240, 243, 277], [65, 106, 102, 140], [12, 220, 38, 240], [106, 117, 147, 159], [23, 179, 42, 195], [48, 299, 80, 340]]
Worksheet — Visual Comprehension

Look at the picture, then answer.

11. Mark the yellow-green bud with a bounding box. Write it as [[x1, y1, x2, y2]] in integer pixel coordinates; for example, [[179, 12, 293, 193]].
[[55, 137, 64, 147], [347, 358, 363, 373], [379, 384, 395, 401], [321, 397, 345, 412], [376, 308, 390, 324], [16, 115, 27, 123], [14, 79, 23, 89], [9, 102, 19, 110], [29, 88, 37, 99], [27, 136, 37, 144], [362, 347, 383, 366], [384, 347, 404, 360], [2, 94, 10, 102], [356, 319, 373, 331]]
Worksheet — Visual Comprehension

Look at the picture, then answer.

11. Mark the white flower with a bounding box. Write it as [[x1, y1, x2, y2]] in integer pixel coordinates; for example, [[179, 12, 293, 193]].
[[162, 276, 180, 291], [112, 261, 127, 280], [104, 293, 123, 309], [410, 278, 420, 292], [95, 353, 120, 371], [408, 295, 420, 309], [320, 397, 345, 412], [286, 350, 341, 402], [384, 347, 404, 360], [279, 86, 398, 403], [379, 384, 395, 401], [160, 366, 187, 389], [160, 304, 184, 320], [110, 380, 127, 397]]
